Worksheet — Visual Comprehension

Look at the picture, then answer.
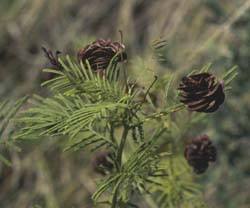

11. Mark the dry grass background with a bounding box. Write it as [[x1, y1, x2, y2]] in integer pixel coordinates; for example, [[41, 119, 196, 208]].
[[0, 0, 250, 207]]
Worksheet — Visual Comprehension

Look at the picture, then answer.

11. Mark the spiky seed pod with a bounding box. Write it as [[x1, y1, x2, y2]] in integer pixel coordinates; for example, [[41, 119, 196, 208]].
[[184, 134, 217, 174], [77, 39, 127, 73], [178, 72, 225, 113], [91, 151, 114, 175]]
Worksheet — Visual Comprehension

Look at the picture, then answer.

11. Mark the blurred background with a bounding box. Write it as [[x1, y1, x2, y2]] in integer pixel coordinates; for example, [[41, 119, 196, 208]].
[[0, 0, 250, 207]]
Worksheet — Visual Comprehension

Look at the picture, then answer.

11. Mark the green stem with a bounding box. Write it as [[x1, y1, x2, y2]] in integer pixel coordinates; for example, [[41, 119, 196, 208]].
[[111, 188, 119, 208], [111, 125, 129, 208], [117, 125, 129, 169], [129, 104, 186, 129]]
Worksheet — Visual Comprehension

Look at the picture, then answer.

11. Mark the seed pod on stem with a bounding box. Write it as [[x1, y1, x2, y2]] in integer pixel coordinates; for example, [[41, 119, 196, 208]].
[[184, 134, 217, 174], [178, 72, 225, 113]]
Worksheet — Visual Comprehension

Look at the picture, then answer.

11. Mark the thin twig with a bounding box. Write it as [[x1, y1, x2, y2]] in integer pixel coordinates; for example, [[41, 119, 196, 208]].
[[119, 30, 128, 91]]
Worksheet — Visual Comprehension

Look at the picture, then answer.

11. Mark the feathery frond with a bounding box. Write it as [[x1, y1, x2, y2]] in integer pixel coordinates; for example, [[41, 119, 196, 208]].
[[0, 97, 28, 166], [42, 55, 126, 103], [150, 156, 206, 208], [14, 94, 128, 152], [92, 129, 169, 205]]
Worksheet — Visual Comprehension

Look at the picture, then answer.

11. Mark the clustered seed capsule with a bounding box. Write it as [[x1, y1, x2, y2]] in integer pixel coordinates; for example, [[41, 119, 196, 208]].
[[184, 134, 217, 174], [77, 39, 127, 73], [178, 72, 225, 113]]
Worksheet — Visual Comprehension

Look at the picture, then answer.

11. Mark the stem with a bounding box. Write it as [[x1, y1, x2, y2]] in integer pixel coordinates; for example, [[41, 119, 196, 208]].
[[111, 188, 119, 208], [133, 76, 158, 115], [118, 30, 128, 91], [129, 104, 186, 128], [126, 136, 159, 208], [141, 75, 158, 104], [145, 104, 185, 120], [117, 125, 129, 169], [111, 125, 129, 208], [110, 122, 116, 144]]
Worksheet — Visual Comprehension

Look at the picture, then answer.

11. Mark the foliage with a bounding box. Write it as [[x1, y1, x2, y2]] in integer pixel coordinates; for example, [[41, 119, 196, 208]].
[[0, 1, 244, 207], [0, 97, 27, 166], [4, 42, 236, 207]]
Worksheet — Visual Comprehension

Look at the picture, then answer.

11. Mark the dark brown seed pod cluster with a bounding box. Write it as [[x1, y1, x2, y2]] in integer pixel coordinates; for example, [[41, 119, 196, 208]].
[[184, 134, 217, 174], [91, 151, 114, 175], [178, 72, 225, 113], [77, 39, 127, 72]]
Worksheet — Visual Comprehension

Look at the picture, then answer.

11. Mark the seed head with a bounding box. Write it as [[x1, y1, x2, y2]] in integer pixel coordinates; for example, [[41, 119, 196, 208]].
[[178, 72, 225, 113], [77, 39, 127, 73], [184, 134, 217, 174]]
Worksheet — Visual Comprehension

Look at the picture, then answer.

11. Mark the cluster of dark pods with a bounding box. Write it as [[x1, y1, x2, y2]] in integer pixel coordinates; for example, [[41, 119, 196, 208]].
[[179, 72, 225, 174]]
